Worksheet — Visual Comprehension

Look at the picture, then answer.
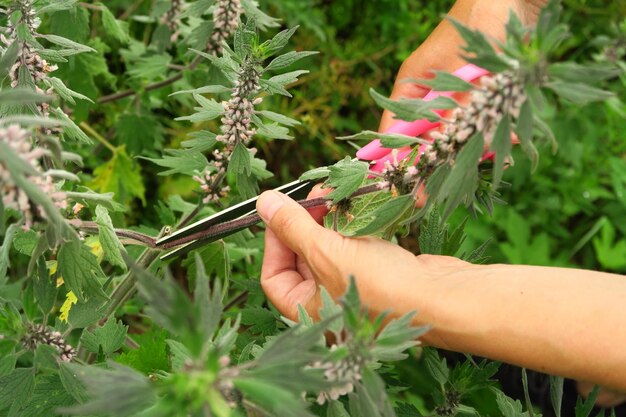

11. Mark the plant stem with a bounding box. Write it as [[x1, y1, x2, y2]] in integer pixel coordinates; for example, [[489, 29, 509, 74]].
[[79, 122, 117, 153], [69, 220, 157, 247], [157, 183, 384, 250]]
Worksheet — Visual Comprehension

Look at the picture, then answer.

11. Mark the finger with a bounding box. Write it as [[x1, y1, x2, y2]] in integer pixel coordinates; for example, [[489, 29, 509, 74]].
[[306, 184, 331, 225], [257, 190, 339, 262], [261, 226, 315, 320]]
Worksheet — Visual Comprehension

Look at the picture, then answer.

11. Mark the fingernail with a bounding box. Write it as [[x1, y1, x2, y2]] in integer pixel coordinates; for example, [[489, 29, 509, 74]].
[[257, 191, 286, 222]]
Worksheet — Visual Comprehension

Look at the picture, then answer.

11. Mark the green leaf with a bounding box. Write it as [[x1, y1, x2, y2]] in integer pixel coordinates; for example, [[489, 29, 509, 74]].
[[241, 306, 279, 336], [372, 312, 426, 361], [0, 224, 19, 284], [422, 348, 449, 386], [19, 375, 75, 417], [235, 378, 315, 417], [257, 110, 300, 127], [575, 385, 600, 417], [548, 62, 620, 83], [57, 239, 108, 303], [515, 99, 538, 172], [38, 34, 95, 54], [116, 330, 169, 374], [59, 362, 89, 403], [81, 318, 128, 355], [169, 85, 232, 96], [268, 69, 309, 86], [300, 166, 330, 181], [549, 376, 564, 417], [265, 50, 318, 71], [142, 149, 209, 176], [352, 194, 414, 237], [490, 115, 512, 189], [496, 391, 530, 417], [370, 89, 457, 122], [0, 367, 35, 414], [0, 41, 19, 79], [325, 189, 390, 235], [338, 130, 427, 148], [45, 77, 93, 104], [229, 143, 252, 176], [437, 133, 484, 219], [546, 81, 614, 105], [34, 257, 57, 316], [49, 107, 92, 144], [263, 26, 298, 57], [115, 113, 165, 156], [448, 17, 510, 73], [128, 54, 172, 81], [89, 146, 146, 205], [98, 3, 130, 44], [325, 157, 369, 203], [95, 205, 127, 270], [417, 71, 474, 92], [59, 362, 156, 417], [260, 78, 292, 97]]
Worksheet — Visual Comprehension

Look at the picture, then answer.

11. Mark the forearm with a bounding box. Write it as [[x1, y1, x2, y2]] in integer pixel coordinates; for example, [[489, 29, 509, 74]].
[[413, 263, 626, 391]]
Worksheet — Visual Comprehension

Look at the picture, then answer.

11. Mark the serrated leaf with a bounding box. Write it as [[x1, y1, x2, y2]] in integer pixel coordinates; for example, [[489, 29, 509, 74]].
[[95, 205, 127, 270], [490, 115, 512, 189], [496, 391, 529, 417], [81, 318, 128, 355], [59, 362, 156, 417], [0, 41, 19, 79], [116, 330, 169, 374], [89, 146, 146, 205], [241, 306, 279, 336], [116, 113, 165, 156], [256, 110, 300, 127], [325, 157, 369, 203], [265, 50, 318, 71], [49, 107, 91, 143], [325, 189, 390, 235], [229, 143, 252, 176], [548, 62, 620, 83], [169, 85, 232, 96], [45, 77, 93, 104], [515, 99, 538, 172], [370, 89, 457, 122], [98, 3, 130, 44], [550, 376, 564, 417], [128, 54, 172, 81], [268, 69, 309, 86], [263, 26, 298, 57], [338, 130, 427, 148], [546, 81, 614, 105], [57, 239, 108, 303], [437, 133, 484, 219], [448, 18, 510, 72], [38, 34, 95, 53], [418, 71, 474, 92], [0, 368, 35, 414], [352, 194, 414, 236], [254, 119, 292, 140], [142, 149, 208, 176], [423, 348, 449, 386], [300, 166, 330, 181], [67, 297, 107, 328], [0, 224, 19, 284], [259, 78, 292, 97]]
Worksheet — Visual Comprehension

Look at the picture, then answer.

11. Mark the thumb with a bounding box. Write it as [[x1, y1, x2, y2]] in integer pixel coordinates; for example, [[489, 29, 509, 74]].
[[256, 190, 339, 262]]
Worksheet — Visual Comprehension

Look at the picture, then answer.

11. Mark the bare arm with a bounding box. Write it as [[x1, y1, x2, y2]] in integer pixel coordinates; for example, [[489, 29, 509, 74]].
[[256, 190, 626, 393]]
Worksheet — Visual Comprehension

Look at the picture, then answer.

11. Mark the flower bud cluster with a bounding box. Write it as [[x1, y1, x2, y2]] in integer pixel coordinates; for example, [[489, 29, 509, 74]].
[[310, 346, 365, 405], [161, 0, 184, 42], [1, 1, 58, 133], [216, 355, 241, 408], [377, 149, 421, 195], [208, 0, 242, 54], [424, 70, 525, 166], [22, 323, 76, 362], [0, 125, 67, 229], [192, 150, 231, 203], [216, 62, 262, 152]]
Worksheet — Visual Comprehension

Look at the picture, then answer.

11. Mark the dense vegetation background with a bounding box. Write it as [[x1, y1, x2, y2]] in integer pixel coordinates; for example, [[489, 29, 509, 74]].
[[1, 0, 625, 415]]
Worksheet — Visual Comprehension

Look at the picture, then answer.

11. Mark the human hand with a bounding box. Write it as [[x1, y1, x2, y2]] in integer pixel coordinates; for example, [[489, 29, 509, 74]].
[[256, 185, 470, 324]]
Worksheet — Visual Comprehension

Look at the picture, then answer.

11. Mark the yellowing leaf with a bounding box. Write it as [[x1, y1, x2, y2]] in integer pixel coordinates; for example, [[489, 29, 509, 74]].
[[88, 145, 145, 206], [59, 291, 78, 323]]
